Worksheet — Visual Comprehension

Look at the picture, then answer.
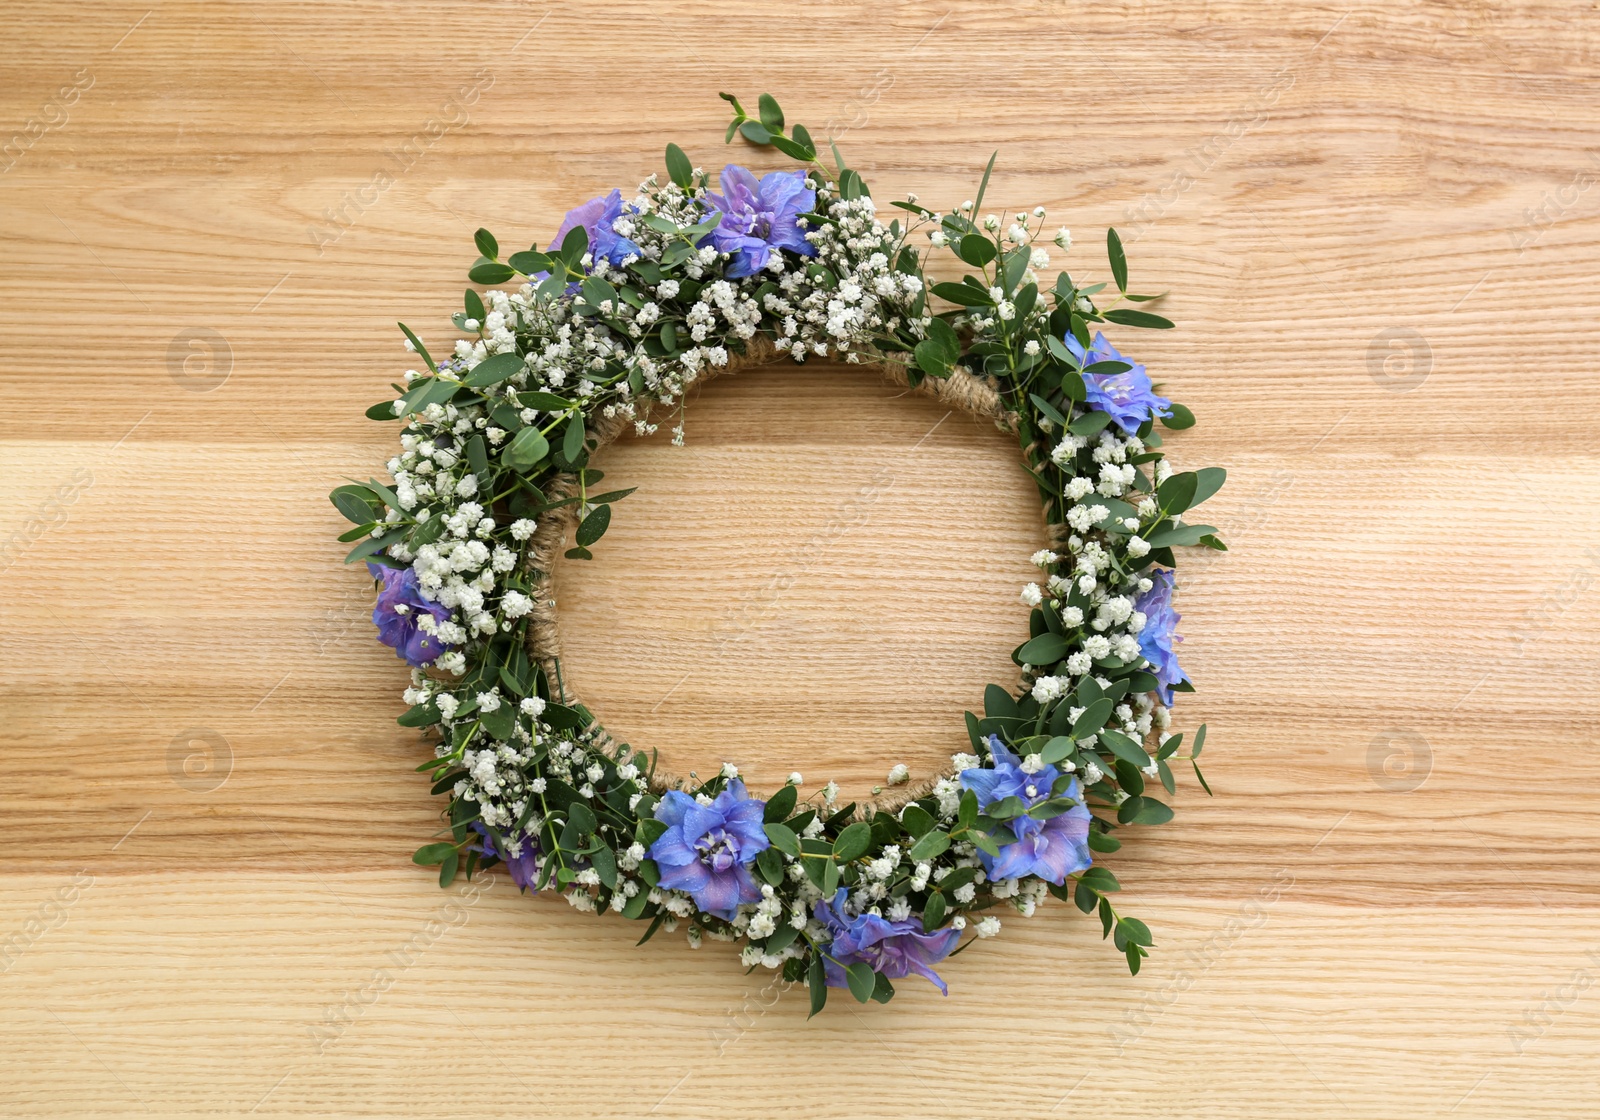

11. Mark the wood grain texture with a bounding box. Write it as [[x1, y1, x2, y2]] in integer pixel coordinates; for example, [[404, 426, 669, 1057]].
[[2, 0, 1599, 1115]]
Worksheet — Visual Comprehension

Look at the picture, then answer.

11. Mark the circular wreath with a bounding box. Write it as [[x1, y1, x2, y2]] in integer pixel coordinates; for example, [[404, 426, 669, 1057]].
[[331, 92, 1226, 1011]]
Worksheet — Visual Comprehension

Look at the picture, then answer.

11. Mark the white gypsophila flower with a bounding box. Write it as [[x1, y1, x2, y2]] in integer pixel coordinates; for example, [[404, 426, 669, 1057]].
[[1031, 675, 1067, 704], [886, 763, 909, 786], [1020, 582, 1043, 606]]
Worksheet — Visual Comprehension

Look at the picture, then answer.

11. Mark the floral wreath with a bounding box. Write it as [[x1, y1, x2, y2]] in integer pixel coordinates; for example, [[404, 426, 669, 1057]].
[[331, 93, 1225, 1012]]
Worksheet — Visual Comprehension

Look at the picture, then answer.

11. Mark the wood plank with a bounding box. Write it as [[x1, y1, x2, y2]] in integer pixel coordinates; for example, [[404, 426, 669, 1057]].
[[2, 0, 1598, 1114]]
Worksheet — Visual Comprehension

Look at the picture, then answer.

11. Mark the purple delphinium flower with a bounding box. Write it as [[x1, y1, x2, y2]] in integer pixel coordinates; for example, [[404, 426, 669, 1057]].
[[647, 780, 769, 920], [366, 561, 452, 667], [813, 888, 962, 995], [1134, 569, 1186, 704], [547, 188, 642, 268], [1063, 331, 1172, 433], [470, 822, 540, 891], [958, 736, 1092, 885], [702, 165, 818, 278]]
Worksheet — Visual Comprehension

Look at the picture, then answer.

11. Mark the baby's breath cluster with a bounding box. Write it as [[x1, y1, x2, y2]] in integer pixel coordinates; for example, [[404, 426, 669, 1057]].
[[332, 92, 1225, 1011]]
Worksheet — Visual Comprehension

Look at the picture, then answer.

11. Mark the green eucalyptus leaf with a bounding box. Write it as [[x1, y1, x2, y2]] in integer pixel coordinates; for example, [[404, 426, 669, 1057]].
[[1030, 392, 1067, 425], [764, 784, 798, 823], [502, 426, 550, 471], [575, 504, 611, 547], [1103, 308, 1173, 329], [1161, 401, 1196, 430], [1041, 736, 1076, 765], [331, 488, 376, 525], [1143, 522, 1216, 549], [907, 830, 950, 861], [665, 142, 693, 189], [1107, 227, 1128, 292], [466, 435, 490, 478], [832, 821, 872, 862], [1073, 697, 1114, 738], [508, 250, 552, 277], [1017, 632, 1069, 666], [468, 260, 516, 286], [914, 339, 953, 377], [562, 417, 586, 463], [757, 93, 784, 132], [931, 281, 992, 307], [463, 352, 525, 388], [517, 391, 572, 412], [956, 233, 998, 267], [413, 842, 456, 866], [1157, 471, 1199, 515], [1068, 410, 1112, 437], [1191, 467, 1226, 507], [763, 822, 800, 857], [792, 123, 817, 158], [845, 961, 876, 1003]]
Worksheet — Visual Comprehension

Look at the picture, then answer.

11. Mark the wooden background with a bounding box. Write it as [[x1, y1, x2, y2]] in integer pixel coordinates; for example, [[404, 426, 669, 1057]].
[[3, 0, 1598, 1115]]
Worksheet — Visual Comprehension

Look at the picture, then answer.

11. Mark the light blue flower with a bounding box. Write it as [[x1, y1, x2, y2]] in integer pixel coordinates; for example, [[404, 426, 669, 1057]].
[[470, 822, 539, 892], [959, 736, 1092, 885], [547, 188, 642, 268], [1064, 331, 1172, 432], [1134, 569, 1186, 704], [647, 780, 769, 920], [366, 561, 452, 667], [703, 165, 817, 278], [813, 888, 962, 995]]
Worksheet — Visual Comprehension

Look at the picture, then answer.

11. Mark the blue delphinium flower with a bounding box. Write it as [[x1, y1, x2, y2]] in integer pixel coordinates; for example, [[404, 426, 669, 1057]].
[[1134, 569, 1186, 704], [703, 165, 818, 278], [470, 822, 540, 891], [813, 888, 962, 995], [366, 561, 452, 667], [959, 736, 1092, 885], [547, 188, 642, 268], [1064, 331, 1172, 433], [647, 780, 769, 920]]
